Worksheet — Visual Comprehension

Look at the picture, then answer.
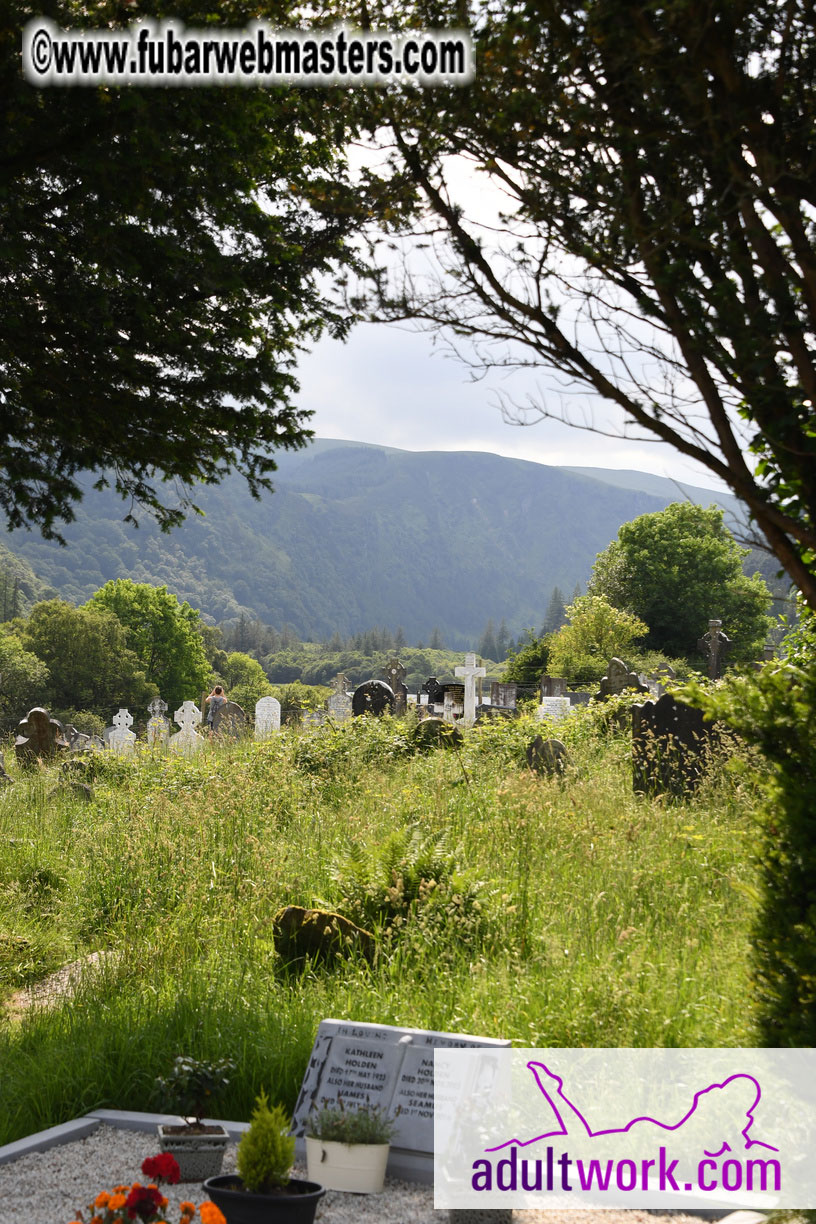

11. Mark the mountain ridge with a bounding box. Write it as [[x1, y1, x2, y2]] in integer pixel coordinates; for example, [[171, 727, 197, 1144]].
[[3, 440, 750, 646]]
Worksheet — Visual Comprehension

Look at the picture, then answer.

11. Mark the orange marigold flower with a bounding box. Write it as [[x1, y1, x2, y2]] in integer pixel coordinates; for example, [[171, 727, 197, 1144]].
[[94, 1191, 111, 1208], [179, 1203, 196, 1214], [89, 1217, 103, 1224], [199, 1203, 227, 1224], [114, 1184, 129, 1193], [108, 1193, 127, 1210]]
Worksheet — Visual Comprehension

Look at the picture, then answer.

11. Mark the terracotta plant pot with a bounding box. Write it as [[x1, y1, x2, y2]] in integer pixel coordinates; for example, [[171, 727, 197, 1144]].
[[202, 1174, 325, 1224], [157, 1123, 230, 1182], [305, 1136, 389, 1193]]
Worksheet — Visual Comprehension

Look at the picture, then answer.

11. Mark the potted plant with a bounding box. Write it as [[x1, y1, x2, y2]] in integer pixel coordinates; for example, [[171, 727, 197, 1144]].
[[204, 1091, 324, 1224], [304, 1099, 396, 1194], [156, 1056, 235, 1181]]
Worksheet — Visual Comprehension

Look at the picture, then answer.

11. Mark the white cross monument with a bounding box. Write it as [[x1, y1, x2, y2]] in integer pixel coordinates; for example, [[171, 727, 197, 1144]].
[[455, 652, 486, 728], [109, 708, 136, 755]]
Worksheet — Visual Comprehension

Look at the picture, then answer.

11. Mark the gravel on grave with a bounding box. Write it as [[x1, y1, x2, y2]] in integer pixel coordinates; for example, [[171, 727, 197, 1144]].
[[0, 1123, 715, 1224]]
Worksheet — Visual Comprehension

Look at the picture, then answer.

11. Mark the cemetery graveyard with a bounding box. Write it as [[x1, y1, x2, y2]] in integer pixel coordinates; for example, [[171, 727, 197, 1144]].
[[0, 634, 762, 1183]]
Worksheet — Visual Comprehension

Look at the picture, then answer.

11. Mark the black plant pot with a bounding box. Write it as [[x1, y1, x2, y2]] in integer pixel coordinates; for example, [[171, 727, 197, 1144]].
[[202, 1175, 325, 1224]]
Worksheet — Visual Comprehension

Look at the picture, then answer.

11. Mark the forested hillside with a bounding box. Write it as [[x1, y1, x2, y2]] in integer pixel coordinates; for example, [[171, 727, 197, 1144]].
[[5, 441, 746, 646]]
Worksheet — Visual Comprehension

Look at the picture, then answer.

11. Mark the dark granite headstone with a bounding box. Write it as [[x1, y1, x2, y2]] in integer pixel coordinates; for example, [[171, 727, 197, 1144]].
[[383, 657, 408, 716], [352, 680, 395, 717], [631, 693, 717, 797], [540, 675, 568, 698], [421, 676, 445, 706]]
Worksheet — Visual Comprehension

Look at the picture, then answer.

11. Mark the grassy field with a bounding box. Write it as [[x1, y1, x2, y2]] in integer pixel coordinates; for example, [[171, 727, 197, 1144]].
[[0, 704, 762, 1146]]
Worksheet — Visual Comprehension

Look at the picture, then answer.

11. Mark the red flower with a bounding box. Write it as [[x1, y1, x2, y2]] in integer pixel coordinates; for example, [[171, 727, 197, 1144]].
[[125, 1184, 164, 1220], [140, 1153, 181, 1185]]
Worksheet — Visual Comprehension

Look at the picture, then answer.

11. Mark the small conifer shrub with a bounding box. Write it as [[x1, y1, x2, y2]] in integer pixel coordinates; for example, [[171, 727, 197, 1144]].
[[236, 1091, 295, 1192]]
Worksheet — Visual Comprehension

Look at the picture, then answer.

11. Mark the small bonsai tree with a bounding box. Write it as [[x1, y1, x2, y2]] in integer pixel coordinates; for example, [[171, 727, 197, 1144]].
[[306, 1099, 396, 1145], [236, 1091, 295, 1192], [156, 1056, 234, 1131]]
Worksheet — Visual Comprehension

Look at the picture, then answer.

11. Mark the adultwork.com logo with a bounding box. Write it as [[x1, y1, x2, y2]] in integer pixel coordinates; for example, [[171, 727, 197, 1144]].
[[434, 1049, 816, 1210]]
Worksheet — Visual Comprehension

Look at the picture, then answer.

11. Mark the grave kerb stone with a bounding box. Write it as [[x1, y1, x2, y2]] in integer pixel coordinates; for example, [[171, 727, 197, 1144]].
[[291, 1018, 510, 1184]]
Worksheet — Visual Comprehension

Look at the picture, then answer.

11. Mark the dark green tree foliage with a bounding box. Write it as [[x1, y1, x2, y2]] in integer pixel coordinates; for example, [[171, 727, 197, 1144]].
[[502, 630, 552, 686], [542, 587, 567, 635], [690, 613, 816, 1043], [478, 617, 499, 661], [1, 0, 361, 539], [370, 0, 816, 611], [20, 599, 154, 713], [0, 630, 49, 717], [589, 504, 773, 662], [88, 580, 211, 710]]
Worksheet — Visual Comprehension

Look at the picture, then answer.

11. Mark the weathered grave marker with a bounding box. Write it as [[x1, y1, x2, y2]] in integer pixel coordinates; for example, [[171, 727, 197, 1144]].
[[212, 699, 246, 739], [455, 653, 486, 727], [631, 693, 717, 797], [383, 657, 408, 716], [540, 675, 568, 698], [490, 682, 517, 711], [536, 696, 571, 723], [526, 735, 568, 776], [254, 696, 281, 740], [15, 708, 68, 765], [169, 701, 205, 757], [352, 680, 395, 717], [291, 1018, 510, 1183], [697, 618, 731, 680], [597, 657, 650, 700], [108, 708, 136, 756], [146, 697, 171, 749]]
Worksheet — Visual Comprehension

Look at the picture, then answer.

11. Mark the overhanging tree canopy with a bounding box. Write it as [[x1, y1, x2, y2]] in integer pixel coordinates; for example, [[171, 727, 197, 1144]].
[[1, 1, 362, 539], [363, 0, 816, 607]]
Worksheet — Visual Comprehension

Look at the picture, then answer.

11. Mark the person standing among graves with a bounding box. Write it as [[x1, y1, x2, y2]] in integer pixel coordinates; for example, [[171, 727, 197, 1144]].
[[204, 684, 227, 732]]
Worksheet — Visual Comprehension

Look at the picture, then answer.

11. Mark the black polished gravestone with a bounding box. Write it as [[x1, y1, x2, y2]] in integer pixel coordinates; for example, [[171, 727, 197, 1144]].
[[631, 693, 718, 798], [352, 680, 395, 717], [291, 1018, 510, 1184]]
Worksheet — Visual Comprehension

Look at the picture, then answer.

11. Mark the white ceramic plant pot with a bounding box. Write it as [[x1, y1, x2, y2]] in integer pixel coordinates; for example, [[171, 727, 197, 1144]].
[[305, 1137, 390, 1194]]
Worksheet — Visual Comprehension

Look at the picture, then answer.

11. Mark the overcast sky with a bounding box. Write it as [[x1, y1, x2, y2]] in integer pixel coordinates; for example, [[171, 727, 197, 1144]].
[[295, 320, 730, 494]]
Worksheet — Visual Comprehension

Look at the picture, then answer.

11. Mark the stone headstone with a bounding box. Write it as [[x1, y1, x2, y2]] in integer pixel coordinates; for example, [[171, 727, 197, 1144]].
[[455, 653, 487, 727], [212, 699, 247, 738], [697, 618, 731, 680], [352, 680, 395, 717], [146, 713, 170, 749], [540, 675, 568, 698], [63, 724, 91, 752], [536, 696, 571, 723], [631, 693, 717, 797], [597, 657, 650, 700], [326, 691, 352, 723], [254, 696, 281, 740], [291, 1019, 511, 1184], [169, 701, 205, 757], [0, 751, 12, 785], [442, 685, 464, 724], [330, 672, 350, 696], [421, 677, 445, 707], [108, 708, 136, 756], [272, 906, 375, 967], [526, 735, 569, 776], [301, 709, 327, 727], [147, 696, 168, 719], [567, 691, 592, 706], [383, 657, 408, 716], [15, 708, 68, 765], [490, 682, 517, 711], [412, 717, 463, 751]]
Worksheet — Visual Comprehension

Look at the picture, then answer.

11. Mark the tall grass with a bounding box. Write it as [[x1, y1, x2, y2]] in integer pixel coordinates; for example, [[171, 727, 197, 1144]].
[[0, 706, 761, 1145]]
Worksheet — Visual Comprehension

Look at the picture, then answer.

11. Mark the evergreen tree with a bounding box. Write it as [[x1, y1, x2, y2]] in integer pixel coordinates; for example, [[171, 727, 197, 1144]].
[[543, 587, 568, 634]]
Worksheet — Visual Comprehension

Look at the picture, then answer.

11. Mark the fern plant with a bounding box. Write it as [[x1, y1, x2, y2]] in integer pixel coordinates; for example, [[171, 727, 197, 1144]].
[[236, 1091, 295, 1192]]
